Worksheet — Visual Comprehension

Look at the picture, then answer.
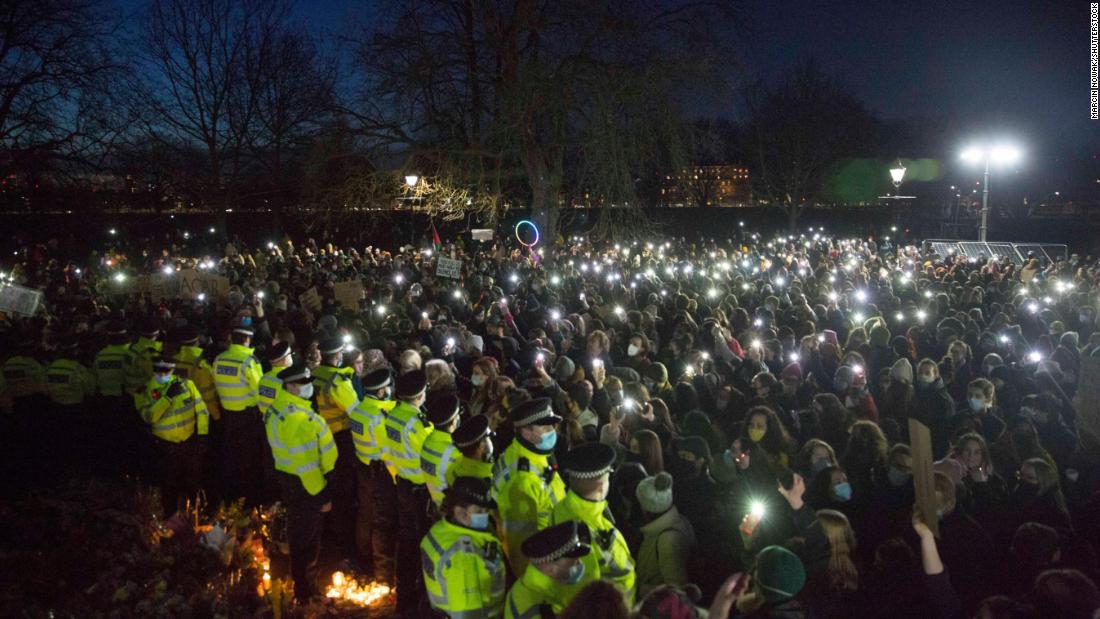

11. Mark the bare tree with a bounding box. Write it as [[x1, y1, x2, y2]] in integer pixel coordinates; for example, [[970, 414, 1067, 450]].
[[136, 0, 290, 206], [0, 0, 125, 178], [744, 59, 879, 231]]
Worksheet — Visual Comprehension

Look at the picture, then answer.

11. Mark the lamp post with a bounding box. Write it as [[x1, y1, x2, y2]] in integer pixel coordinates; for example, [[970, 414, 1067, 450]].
[[960, 145, 1021, 242], [889, 161, 906, 191]]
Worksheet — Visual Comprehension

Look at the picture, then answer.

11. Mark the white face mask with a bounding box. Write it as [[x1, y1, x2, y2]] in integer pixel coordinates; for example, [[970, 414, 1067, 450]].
[[627, 344, 640, 357], [297, 383, 315, 400]]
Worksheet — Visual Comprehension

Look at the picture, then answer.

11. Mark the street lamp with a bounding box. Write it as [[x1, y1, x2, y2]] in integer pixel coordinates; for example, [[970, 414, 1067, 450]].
[[960, 143, 1022, 241], [404, 174, 419, 188], [889, 161, 906, 190]]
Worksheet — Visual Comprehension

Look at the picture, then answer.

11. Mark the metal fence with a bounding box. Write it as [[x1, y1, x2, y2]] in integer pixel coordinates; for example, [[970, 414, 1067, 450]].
[[923, 239, 1068, 266]]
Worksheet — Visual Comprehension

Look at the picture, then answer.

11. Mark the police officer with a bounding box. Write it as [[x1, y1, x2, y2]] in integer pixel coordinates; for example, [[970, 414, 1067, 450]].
[[126, 319, 162, 400], [312, 337, 359, 562], [264, 362, 337, 601], [138, 356, 209, 514], [93, 320, 130, 403], [421, 392, 462, 508], [213, 323, 263, 502], [46, 336, 96, 476], [450, 415, 496, 484], [504, 520, 595, 619], [421, 476, 506, 618], [349, 368, 397, 584], [257, 342, 294, 413], [492, 397, 566, 576], [553, 442, 636, 602], [169, 325, 221, 421], [2, 336, 45, 487], [379, 369, 434, 616]]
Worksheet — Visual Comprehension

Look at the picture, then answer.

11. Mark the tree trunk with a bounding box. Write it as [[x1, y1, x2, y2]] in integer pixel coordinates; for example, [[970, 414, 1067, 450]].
[[787, 203, 801, 233]]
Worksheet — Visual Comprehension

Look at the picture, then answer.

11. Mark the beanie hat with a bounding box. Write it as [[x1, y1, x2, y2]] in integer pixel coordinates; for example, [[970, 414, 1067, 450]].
[[870, 324, 891, 348], [780, 362, 802, 382], [636, 472, 674, 514], [644, 362, 669, 384], [890, 358, 913, 385], [754, 545, 806, 603], [635, 585, 703, 619], [553, 355, 576, 382]]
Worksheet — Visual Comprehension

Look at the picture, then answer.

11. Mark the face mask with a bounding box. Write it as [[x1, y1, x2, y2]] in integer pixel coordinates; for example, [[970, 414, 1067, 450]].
[[887, 466, 911, 487], [469, 511, 490, 531], [811, 457, 831, 476], [482, 440, 495, 462], [748, 427, 766, 443], [471, 375, 484, 387], [297, 383, 315, 400], [1014, 481, 1040, 501], [241, 316, 253, 327], [565, 561, 586, 584], [275, 299, 288, 311], [154, 374, 172, 385], [918, 374, 935, 385], [832, 481, 853, 502], [627, 344, 640, 357], [644, 379, 656, 391], [969, 398, 986, 412], [723, 449, 736, 467], [536, 429, 558, 451]]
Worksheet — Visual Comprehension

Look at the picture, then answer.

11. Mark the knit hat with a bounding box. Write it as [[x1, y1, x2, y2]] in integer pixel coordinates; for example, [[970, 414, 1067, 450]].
[[644, 362, 669, 384], [754, 545, 806, 603], [890, 358, 913, 385], [673, 435, 711, 463], [636, 472, 674, 514], [780, 362, 802, 382], [870, 324, 891, 348], [635, 586, 703, 619], [553, 355, 576, 382]]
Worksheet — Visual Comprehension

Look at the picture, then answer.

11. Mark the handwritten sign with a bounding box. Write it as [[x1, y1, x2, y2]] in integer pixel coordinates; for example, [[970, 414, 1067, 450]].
[[471, 229, 494, 242], [0, 282, 43, 316], [333, 280, 364, 312], [179, 269, 230, 300], [299, 287, 322, 314], [436, 257, 462, 279]]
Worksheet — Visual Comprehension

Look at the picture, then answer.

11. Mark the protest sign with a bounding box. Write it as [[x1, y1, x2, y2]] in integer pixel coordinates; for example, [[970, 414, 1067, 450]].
[[909, 418, 938, 538], [179, 269, 230, 300], [436, 257, 462, 279], [471, 229, 494, 242], [1074, 357, 1100, 456], [333, 280, 364, 312], [299, 287, 323, 314], [0, 282, 43, 316]]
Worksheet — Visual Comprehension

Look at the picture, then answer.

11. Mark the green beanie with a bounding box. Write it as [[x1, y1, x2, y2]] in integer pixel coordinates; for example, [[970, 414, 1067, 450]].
[[754, 545, 806, 603], [870, 324, 891, 348]]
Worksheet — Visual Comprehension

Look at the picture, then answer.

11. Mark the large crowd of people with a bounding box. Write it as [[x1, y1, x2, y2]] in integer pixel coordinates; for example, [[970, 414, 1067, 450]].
[[2, 224, 1100, 619]]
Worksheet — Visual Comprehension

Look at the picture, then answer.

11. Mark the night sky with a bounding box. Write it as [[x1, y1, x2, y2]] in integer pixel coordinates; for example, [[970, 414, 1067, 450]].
[[116, 0, 1096, 191]]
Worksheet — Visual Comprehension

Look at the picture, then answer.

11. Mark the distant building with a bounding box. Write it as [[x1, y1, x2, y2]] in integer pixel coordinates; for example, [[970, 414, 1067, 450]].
[[661, 165, 751, 207]]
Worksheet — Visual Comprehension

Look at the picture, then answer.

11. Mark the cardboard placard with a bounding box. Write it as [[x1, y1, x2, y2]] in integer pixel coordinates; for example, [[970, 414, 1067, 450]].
[[299, 287, 322, 314], [178, 269, 230, 300], [1073, 357, 1100, 456], [0, 282, 43, 316], [436, 257, 462, 279], [909, 418, 939, 538], [333, 280, 364, 312], [140, 274, 181, 300], [471, 228, 494, 242]]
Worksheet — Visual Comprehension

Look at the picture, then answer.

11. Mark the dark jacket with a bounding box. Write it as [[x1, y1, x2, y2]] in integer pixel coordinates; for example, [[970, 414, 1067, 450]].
[[912, 378, 956, 458]]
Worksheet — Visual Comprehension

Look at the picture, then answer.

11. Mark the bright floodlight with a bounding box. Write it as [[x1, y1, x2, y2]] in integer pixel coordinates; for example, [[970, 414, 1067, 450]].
[[960, 148, 983, 162], [404, 174, 419, 187], [991, 146, 1021, 164]]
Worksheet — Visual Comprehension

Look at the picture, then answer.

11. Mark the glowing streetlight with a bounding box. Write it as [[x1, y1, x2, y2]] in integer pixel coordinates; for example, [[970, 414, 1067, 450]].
[[404, 174, 419, 188], [960, 142, 1023, 241], [889, 162, 906, 189]]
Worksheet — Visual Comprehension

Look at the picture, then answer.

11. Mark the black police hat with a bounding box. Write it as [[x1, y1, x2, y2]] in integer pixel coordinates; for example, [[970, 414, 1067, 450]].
[[522, 520, 591, 565], [171, 324, 200, 345], [509, 397, 562, 428], [444, 476, 495, 509], [280, 362, 312, 385], [151, 355, 176, 372], [395, 369, 428, 399], [267, 341, 292, 363], [139, 318, 161, 337], [319, 337, 344, 356], [362, 368, 392, 392], [426, 393, 461, 426], [106, 320, 128, 336], [561, 442, 616, 480], [453, 415, 494, 448]]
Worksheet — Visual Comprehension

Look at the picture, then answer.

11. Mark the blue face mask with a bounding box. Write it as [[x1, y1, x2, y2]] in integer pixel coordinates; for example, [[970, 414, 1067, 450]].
[[471, 375, 484, 387], [536, 429, 558, 451], [469, 512, 490, 531], [969, 397, 986, 412], [832, 481, 853, 502], [811, 458, 832, 476], [887, 466, 912, 487], [241, 316, 253, 327], [722, 449, 736, 467], [154, 374, 172, 385], [565, 561, 586, 584]]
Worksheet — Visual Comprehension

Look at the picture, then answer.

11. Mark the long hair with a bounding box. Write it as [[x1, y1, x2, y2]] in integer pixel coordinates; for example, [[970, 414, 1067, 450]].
[[817, 509, 859, 591], [632, 429, 665, 475]]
